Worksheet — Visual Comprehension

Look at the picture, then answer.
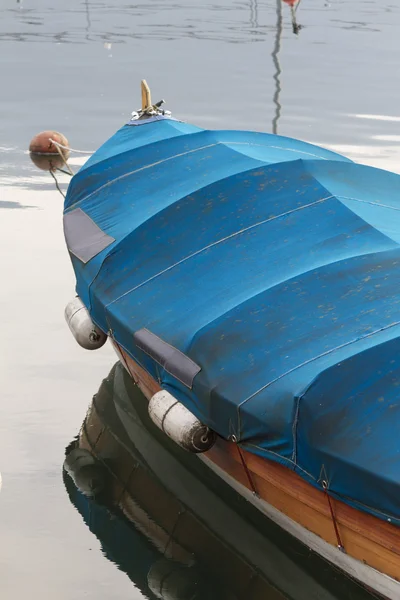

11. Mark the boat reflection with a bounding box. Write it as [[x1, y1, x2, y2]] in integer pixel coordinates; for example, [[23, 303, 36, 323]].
[[63, 362, 377, 600]]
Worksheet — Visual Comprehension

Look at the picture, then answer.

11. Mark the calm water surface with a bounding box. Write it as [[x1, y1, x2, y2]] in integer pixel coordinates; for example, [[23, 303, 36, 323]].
[[1, 1, 400, 598]]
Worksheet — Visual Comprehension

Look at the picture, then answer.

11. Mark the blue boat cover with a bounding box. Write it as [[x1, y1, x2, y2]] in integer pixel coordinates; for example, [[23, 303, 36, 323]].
[[64, 117, 400, 526]]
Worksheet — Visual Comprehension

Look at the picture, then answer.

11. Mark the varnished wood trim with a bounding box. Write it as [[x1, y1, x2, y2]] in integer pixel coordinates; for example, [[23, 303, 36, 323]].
[[207, 439, 400, 580], [116, 343, 400, 582]]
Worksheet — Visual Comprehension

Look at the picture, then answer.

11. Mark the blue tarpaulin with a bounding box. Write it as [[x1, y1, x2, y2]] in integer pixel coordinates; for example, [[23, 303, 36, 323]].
[[64, 117, 400, 525]]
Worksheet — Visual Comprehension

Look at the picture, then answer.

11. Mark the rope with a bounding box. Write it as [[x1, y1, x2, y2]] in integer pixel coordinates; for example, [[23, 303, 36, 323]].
[[322, 480, 346, 553], [55, 167, 72, 176], [130, 99, 170, 122], [50, 170, 65, 198], [49, 138, 94, 155], [53, 143, 74, 176], [231, 436, 258, 496]]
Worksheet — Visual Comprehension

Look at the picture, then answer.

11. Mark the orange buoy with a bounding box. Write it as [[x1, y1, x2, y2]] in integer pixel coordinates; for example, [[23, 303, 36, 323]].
[[282, 0, 298, 5], [29, 130, 69, 156]]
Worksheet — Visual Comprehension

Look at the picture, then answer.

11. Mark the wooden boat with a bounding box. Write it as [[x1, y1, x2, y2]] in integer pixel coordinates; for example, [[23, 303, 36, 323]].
[[63, 81, 400, 599], [64, 361, 376, 600]]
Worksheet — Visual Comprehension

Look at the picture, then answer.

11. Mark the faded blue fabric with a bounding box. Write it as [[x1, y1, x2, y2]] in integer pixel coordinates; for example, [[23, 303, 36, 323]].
[[65, 119, 400, 525]]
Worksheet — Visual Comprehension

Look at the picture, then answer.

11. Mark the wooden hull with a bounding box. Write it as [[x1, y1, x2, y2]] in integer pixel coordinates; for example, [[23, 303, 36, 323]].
[[113, 341, 400, 600]]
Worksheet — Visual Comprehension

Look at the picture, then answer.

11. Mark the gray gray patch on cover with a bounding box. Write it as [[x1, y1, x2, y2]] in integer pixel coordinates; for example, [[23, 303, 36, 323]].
[[134, 328, 202, 389], [63, 207, 115, 263]]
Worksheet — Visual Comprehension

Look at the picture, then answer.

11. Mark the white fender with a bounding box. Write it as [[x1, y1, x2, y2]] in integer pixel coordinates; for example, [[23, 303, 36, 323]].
[[63, 448, 106, 497], [148, 390, 216, 453], [147, 559, 202, 600], [64, 296, 107, 350]]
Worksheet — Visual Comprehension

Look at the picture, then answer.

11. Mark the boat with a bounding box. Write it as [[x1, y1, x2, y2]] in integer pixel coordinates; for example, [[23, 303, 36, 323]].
[[64, 361, 376, 600], [63, 81, 400, 599]]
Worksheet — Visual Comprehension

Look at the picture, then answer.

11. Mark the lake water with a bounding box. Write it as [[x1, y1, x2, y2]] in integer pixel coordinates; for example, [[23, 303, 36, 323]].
[[1, 0, 399, 598]]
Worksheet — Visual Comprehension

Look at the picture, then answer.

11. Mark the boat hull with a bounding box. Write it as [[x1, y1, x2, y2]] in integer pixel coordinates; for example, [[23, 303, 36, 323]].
[[112, 340, 400, 600]]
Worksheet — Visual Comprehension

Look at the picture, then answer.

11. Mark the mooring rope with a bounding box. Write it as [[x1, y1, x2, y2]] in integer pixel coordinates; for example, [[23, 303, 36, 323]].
[[322, 480, 346, 553], [49, 138, 94, 155], [231, 435, 259, 496], [52, 142, 74, 176], [50, 170, 65, 198]]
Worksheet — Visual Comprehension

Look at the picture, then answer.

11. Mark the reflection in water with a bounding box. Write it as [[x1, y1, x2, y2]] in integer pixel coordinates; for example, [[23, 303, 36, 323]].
[[282, 0, 303, 35], [1, 2, 277, 45], [271, 0, 306, 134], [63, 362, 376, 600], [0, 200, 33, 210], [28, 152, 66, 173], [249, 0, 258, 31], [84, 0, 92, 40], [271, 0, 283, 135]]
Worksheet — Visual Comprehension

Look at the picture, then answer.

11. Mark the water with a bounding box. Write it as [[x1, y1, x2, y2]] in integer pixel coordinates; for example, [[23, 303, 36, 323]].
[[64, 361, 377, 600], [1, 0, 400, 597]]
